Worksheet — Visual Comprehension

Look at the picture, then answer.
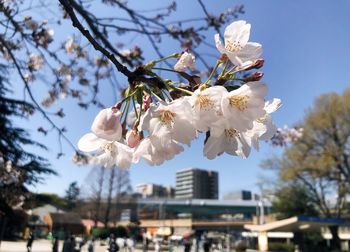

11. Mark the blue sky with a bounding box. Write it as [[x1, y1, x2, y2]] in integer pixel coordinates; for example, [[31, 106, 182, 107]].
[[21, 0, 350, 197]]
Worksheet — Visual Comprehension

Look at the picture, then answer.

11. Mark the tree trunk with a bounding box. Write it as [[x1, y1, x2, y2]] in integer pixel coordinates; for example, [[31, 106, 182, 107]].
[[94, 167, 105, 227], [0, 218, 8, 249], [329, 225, 341, 250], [104, 167, 116, 227]]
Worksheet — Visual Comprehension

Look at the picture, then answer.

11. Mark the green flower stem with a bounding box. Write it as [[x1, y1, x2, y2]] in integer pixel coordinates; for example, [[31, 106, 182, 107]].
[[137, 102, 142, 123], [218, 60, 229, 79], [154, 54, 178, 64], [119, 89, 138, 104], [144, 85, 164, 102], [132, 99, 139, 119], [166, 83, 193, 96], [204, 60, 220, 85], [152, 67, 179, 73], [121, 99, 130, 124]]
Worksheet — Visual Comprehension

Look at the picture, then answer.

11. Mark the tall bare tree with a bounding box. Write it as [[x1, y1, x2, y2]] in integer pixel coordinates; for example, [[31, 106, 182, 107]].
[[104, 167, 116, 227], [80, 166, 106, 226]]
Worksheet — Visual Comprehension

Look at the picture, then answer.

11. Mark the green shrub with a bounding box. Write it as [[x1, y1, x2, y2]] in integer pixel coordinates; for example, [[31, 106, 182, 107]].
[[91, 226, 128, 239], [269, 242, 294, 252]]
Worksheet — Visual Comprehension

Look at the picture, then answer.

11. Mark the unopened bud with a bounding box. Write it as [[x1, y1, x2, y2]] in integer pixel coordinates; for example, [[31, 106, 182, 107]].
[[142, 93, 152, 111], [219, 54, 229, 62], [193, 75, 202, 85], [126, 130, 141, 148], [245, 59, 264, 71], [91, 108, 122, 141], [243, 72, 264, 82]]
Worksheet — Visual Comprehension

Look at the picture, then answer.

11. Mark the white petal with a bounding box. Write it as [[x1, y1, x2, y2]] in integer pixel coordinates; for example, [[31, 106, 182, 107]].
[[221, 81, 267, 131], [204, 134, 226, 160], [172, 117, 197, 145], [115, 142, 133, 169], [265, 98, 282, 114], [236, 42, 262, 63], [225, 51, 244, 66], [214, 34, 226, 54], [78, 133, 106, 152], [224, 20, 250, 47], [91, 108, 122, 141]]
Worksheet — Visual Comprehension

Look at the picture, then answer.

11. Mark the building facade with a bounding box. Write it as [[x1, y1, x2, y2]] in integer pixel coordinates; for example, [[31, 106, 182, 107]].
[[135, 183, 174, 199], [175, 168, 218, 199], [224, 190, 253, 201]]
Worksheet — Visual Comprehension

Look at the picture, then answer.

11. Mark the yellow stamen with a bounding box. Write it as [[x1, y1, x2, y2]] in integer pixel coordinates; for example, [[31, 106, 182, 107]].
[[225, 128, 238, 138], [195, 94, 214, 110], [104, 143, 115, 152], [159, 110, 175, 125], [225, 40, 242, 52], [229, 95, 249, 111]]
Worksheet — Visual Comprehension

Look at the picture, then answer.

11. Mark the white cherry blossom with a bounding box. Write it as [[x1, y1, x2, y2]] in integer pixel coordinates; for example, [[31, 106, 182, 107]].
[[78, 133, 133, 169], [204, 119, 251, 159], [139, 99, 197, 147], [133, 137, 183, 166], [188, 86, 227, 132], [174, 52, 196, 72], [215, 20, 262, 67], [65, 36, 75, 53], [91, 108, 123, 141], [221, 81, 267, 131], [245, 98, 282, 150], [28, 54, 44, 71]]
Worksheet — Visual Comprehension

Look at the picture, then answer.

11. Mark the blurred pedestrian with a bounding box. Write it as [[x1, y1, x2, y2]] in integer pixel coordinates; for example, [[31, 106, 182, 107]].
[[87, 237, 95, 252], [142, 233, 149, 252], [154, 240, 160, 252], [126, 237, 135, 252], [184, 238, 191, 252], [52, 237, 59, 252], [26, 231, 34, 252], [116, 237, 125, 252], [108, 237, 119, 252], [70, 236, 78, 252], [62, 236, 72, 252], [203, 237, 210, 252], [109, 234, 115, 247]]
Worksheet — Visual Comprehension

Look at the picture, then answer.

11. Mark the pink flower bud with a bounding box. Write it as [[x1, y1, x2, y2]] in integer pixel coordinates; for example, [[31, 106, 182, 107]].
[[91, 108, 122, 141], [126, 130, 141, 148], [142, 94, 152, 111], [245, 59, 265, 71], [243, 72, 264, 82]]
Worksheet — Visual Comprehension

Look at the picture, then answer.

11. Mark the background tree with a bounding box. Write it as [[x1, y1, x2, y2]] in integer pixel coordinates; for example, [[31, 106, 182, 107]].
[[104, 167, 116, 227], [262, 89, 350, 250], [0, 76, 54, 242], [80, 166, 105, 226], [65, 181, 80, 210], [103, 167, 133, 226], [271, 183, 318, 220], [24, 193, 66, 209]]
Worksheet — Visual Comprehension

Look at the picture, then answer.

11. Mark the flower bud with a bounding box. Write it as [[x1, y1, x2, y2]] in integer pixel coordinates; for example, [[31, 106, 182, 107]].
[[142, 93, 152, 111], [174, 52, 196, 72], [245, 59, 264, 71], [126, 130, 141, 148], [243, 72, 264, 82], [91, 108, 122, 141]]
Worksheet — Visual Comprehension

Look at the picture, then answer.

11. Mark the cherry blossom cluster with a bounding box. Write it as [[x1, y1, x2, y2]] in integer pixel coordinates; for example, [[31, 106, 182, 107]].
[[270, 126, 303, 147], [77, 20, 282, 168]]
